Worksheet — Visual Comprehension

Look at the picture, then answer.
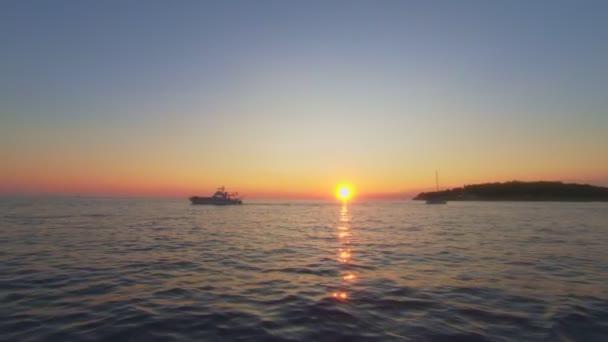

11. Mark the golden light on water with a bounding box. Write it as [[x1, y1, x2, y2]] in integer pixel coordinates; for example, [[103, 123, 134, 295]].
[[339, 248, 352, 263], [343, 273, 356, 281], [336, 184, 352, 201], [332, 292, 348, 300], [333, 202, 353, 302]]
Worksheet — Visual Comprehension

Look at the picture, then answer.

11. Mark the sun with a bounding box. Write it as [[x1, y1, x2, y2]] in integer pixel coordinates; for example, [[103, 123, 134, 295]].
[[336, 184, 352, 201]]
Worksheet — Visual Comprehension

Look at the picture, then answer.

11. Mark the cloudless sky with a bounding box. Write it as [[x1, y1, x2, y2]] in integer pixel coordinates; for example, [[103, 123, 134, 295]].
[[1, 0, 607, 198]]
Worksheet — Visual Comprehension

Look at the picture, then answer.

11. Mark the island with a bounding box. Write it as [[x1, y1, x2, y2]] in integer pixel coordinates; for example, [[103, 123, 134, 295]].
[[413, 181, 608, 202]]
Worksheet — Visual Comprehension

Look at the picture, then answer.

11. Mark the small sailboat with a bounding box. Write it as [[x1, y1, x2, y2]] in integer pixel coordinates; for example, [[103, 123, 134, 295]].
[[426, 171, 447, 204]]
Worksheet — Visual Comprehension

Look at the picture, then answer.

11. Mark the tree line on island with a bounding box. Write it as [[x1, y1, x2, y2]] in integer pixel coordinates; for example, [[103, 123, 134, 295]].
[[413, 181, 608, 202]]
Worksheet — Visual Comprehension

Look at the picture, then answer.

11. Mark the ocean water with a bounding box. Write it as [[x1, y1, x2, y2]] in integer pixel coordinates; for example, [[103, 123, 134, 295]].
[[1, 197, 608, 341]]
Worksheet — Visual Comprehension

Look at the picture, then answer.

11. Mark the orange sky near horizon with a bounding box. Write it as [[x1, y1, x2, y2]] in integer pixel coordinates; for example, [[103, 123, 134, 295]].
[[2, 112, 607, 199], [2, 153, 607, 199]]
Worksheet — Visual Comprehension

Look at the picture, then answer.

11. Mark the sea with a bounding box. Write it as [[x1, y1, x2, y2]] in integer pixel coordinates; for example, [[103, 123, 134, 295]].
[[1, 197, 607, 341]]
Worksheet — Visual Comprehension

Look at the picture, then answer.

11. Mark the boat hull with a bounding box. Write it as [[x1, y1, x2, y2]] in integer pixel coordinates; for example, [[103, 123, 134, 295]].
[[189, 197, 242, 205]]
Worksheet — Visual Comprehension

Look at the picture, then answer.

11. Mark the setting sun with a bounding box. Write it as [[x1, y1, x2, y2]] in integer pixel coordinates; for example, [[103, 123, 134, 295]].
[[336, 185, 352, 200]]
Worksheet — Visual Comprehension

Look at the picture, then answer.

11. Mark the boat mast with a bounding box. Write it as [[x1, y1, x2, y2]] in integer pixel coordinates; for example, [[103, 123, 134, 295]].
[[435, 171, 439, 192]]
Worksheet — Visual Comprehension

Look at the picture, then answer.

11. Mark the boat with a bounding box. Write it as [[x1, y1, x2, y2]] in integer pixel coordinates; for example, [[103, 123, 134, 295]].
[[426, 171, 447, 205], [190, 186, 243, 205]]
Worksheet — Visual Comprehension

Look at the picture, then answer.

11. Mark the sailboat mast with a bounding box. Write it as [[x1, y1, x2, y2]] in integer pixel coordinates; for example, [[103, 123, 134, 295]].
[[435, 171, 439, 192]]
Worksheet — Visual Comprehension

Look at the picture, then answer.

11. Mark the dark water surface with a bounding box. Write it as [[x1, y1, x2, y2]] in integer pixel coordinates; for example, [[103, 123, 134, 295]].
[[1, 197, 607, 341]]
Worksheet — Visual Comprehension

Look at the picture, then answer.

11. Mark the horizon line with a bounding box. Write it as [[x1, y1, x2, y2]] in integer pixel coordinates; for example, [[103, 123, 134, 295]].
[[2, 179, 607, 200]]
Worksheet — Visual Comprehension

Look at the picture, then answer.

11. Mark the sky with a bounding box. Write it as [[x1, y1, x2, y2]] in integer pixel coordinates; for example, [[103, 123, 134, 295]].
[[1, 0, 607, 198]]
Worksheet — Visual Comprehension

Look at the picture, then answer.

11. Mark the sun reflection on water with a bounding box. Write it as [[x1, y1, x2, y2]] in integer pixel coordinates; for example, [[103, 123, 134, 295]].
[[330, 203, 356, 301], [343, 273, 356, 281], [338, 249, 351, 263], [332, 292, 348, 300]]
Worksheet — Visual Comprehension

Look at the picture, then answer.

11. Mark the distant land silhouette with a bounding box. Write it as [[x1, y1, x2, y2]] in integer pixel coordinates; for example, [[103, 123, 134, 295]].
[[413, 181, 608, 202]]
